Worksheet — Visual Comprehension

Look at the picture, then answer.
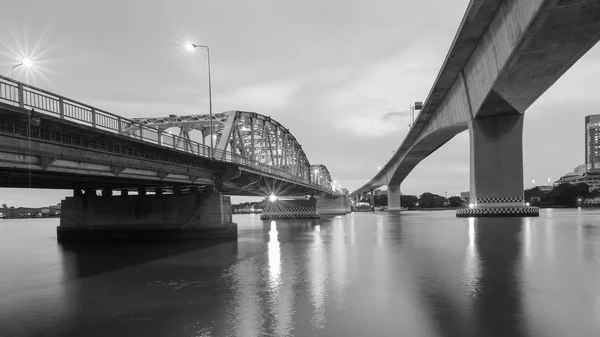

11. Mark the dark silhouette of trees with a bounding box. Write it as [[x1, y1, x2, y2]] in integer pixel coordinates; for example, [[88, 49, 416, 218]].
[[418, 192, 446, 208], [448, 196, 463, 207], [401, 195, 419, 208]]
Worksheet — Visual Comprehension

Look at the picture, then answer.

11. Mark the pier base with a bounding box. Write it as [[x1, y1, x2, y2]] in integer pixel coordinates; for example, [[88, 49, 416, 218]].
[[57, 191, 237, 243], [456, 206, 539, 217], [317, 195, 351, 215], [260, 198, 319, 220]]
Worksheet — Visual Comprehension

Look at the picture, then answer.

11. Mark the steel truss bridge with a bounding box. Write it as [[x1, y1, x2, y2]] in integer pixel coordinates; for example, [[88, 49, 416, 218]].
[[0, 75, 334, 197]]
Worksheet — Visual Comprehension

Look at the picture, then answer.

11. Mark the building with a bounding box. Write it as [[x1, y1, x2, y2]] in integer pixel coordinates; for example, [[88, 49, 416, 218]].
[[537, 185, 553, 192], [551, 115, 600, 191], [586, 115, 600, 170]]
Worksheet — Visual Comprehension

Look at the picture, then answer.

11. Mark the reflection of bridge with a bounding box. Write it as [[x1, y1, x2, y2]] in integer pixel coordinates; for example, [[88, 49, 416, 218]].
[[352, 0, 600, 217], [0, 75, 346, 242]]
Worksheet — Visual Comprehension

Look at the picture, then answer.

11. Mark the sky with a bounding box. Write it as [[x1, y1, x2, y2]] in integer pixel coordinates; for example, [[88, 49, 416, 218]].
[[1, 0, 600, 207]]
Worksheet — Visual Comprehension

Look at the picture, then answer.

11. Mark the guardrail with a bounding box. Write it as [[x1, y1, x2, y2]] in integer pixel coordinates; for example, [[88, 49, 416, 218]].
[[0, 75, 331, 193]]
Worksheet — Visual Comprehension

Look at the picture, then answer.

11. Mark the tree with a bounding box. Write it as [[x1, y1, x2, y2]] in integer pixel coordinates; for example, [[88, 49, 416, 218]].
[[374, 195, 387, 207], [418, 192, 445, 208], [2, 203, 7, 209], [401, 195, 418, 208], [548, 183, 590, 207], [448, 196, 463, 207]]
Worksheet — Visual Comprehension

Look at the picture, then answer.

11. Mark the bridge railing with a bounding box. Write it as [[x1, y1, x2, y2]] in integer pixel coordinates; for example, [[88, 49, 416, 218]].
[[0, 75, 331, 193]]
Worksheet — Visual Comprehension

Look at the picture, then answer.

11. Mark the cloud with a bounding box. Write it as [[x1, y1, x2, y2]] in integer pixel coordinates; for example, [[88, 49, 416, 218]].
[[337, 111, 409, 137]]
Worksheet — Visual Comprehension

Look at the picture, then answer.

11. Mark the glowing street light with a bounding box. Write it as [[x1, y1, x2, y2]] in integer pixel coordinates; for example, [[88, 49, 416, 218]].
[[185, 43, 214, 158], [269, 194, 278, 202], [11, 58, 34, 79]]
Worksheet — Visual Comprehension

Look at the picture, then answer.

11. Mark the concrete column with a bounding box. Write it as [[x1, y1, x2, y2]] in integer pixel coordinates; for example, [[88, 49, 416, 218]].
[[83, 189, 96, 197], [120, 189, 129, 196], [457, 113, 538, 217], [138, 186, 146, 196], [57, 190, 237, 243], [101, 188, 112, 197], [369, 190, 375, 207], [387, 184, 403, 211]]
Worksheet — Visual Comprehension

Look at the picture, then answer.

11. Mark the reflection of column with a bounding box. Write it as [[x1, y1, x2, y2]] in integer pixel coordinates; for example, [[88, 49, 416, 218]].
[[376, 215, 384, 247], [523, 217, 532, 262], [268, 221, 294, 337], [268, 221, 281, 287], [309, 225, 327, 330], [330, 217, 347, 308], [350, 213, 356, 246], [472, 218, 527, 336], [463, 217, 482, 298]]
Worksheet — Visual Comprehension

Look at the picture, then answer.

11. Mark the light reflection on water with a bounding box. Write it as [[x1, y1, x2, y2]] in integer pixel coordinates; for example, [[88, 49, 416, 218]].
[[2, 210, 600, 336]]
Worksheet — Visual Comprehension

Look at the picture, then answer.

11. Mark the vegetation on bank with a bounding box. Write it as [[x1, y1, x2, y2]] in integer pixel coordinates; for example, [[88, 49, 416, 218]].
[[0, 203, 61, 219], [525, 183, 596, 207], [359, 193, 463, 209]]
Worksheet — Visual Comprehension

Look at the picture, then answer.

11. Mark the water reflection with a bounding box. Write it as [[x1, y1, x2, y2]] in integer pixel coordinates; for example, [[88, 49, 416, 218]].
[[268, 221, 294, 337], [4, 211, 600, 336], [472, 218, 525, 337], [268, 221, 281, 288], [463, 217, 482, 298], [308, 222, 327, 331]]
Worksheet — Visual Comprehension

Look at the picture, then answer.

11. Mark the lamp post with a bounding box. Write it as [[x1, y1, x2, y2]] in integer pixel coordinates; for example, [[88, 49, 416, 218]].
[[11, 58, 33, 79], [186, 43, 214, 158]]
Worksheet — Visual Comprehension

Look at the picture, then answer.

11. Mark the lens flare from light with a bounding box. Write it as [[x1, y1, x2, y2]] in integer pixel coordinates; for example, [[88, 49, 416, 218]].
[[22, 58, 33, 68], [185, 43, 195, 51], [269, 194, 277, 202]]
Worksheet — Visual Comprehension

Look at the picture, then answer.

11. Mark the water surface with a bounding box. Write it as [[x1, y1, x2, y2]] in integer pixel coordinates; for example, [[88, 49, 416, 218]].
[[1, 209, 600, 336]]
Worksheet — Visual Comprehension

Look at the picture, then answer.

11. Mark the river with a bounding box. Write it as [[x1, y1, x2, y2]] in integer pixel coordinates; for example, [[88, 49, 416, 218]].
[[1, 209, 600, 336]]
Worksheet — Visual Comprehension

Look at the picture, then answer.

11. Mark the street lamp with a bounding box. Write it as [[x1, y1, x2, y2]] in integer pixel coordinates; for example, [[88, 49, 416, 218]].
[[185, 43, 214, 158], [11, 58, 33, 79]]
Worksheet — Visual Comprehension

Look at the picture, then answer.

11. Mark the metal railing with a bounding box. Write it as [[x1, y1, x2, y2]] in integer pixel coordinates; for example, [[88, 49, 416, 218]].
[[0, 75, 331, 193]]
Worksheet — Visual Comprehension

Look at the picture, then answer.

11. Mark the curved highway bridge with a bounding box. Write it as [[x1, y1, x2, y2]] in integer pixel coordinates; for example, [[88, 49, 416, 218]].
[[351, 0, 600, 217]]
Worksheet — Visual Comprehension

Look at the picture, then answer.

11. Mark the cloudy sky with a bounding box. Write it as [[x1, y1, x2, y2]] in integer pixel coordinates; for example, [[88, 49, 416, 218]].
[[1, 0, 600, 207]]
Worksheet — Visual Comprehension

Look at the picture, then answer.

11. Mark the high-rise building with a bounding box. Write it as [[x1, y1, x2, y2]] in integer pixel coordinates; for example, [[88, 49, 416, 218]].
[[585, 115, 600, 170]]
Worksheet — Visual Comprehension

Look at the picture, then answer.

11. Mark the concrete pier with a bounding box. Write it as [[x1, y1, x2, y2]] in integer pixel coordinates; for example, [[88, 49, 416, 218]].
[[457, 114, 538, 217], [261, 198, 319, 220], [57, 190, 237, 243], [387, 184, 403, 211], [317, 195, 351, 215]]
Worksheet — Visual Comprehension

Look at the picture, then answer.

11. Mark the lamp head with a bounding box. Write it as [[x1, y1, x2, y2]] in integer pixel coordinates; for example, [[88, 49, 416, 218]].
[[185, 43, 196, 51], [22, 58, 33, 68]]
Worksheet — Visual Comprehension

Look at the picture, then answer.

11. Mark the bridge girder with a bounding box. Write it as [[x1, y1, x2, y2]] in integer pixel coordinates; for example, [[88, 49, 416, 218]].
[[127, 111, 333, 192]]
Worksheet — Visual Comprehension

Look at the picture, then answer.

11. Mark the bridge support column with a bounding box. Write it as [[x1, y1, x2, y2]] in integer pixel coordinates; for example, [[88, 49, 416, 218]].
[[57, 190, 237, 243], [317, 195, 351, 216], [387, 184, 403, 211], [369, 190, 375, 209], [261, 197, 319, 220], [457, 113, 538, 217]]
